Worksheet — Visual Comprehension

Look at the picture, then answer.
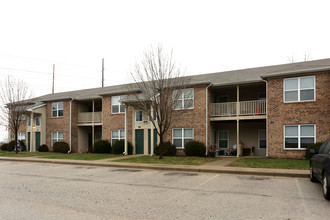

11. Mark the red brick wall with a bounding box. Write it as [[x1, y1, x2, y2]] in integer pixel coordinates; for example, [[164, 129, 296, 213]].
[[267, 71, 330, 159], [46, 100, 78, 152]]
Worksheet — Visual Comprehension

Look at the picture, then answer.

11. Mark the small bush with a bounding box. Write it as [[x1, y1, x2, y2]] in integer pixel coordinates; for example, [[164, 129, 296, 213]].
[[93, 140, 111, 153], [305, 142, 323, 159], [19, 141, 26, 152], [1, 143, 8, 151], [38, 144, 49, 152], [112, 140, 133, 155], [184, 141, 206, 157], [53, 142, 70, 153], [154, 142, 176, 156], [8, 141, 16, 152]]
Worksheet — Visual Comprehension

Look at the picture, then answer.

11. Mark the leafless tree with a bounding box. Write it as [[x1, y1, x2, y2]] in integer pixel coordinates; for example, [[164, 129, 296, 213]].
[[127, 45, 190, 159], [287, 52, 312, 63], [0, 76, 32, 154]]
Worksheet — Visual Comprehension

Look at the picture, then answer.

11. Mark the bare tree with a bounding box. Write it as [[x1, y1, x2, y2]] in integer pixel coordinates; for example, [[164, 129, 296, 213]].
[[0, 76, 32, 154], [127, 46, 190, 159], [287, 52, 312, 63]]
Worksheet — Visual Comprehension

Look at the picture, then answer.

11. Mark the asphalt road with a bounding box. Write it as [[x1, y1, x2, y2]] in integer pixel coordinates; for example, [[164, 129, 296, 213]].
[[0, 161, 329, 220]]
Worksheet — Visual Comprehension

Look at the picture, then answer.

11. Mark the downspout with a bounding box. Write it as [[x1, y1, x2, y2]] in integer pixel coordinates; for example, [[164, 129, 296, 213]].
[[124, 104, 128, 155], [261, 78, 268, 157], [68, 98, 74, 153], [205, 83, 212, 155]]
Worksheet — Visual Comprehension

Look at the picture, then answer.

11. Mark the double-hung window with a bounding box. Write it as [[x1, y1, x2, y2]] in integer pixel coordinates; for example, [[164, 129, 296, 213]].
[[111, 95, 126, 113], [172, 128, 193, 148], [258, 129, 266, 149], [35, 117, 41, 126], [173, 88, 194, 110], [111, 130, 125, 145], [284, 125, 315, 149], [18, 132, 26, 144], [51, 131, 63, 146], [218, 130, 229, 149], [284, 76, 315, 102], [148, 110, 157, 121], [52, 102, 63, 117], [27, 117, 31, 126], [135, 110, 143, 122]]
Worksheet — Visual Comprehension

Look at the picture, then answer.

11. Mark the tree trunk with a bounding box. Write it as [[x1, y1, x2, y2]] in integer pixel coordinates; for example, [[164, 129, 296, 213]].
[[159, 134, 163, 160], [15, 130, 18, 154]]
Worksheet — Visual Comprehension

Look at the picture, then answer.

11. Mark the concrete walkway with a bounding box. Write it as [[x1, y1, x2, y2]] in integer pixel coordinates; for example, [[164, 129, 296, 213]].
[[0, 155, 309, 178]]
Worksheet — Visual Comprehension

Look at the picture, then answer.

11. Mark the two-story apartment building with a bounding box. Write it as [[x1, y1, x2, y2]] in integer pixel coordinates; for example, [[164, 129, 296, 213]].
[[13, 59, 330, 159]]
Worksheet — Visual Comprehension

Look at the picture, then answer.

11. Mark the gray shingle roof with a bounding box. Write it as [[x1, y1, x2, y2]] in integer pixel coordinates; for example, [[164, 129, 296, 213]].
[[32, 58, 330, 103]]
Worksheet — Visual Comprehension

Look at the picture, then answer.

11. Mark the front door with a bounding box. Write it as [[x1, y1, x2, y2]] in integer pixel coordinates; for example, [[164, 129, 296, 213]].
[[35, 132, 40, 151], [27, 132, 31, 152], [135, 129, 144, 154]]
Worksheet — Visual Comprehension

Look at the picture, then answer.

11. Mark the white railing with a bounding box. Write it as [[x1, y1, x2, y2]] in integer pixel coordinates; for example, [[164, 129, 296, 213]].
[[210, 100, 266, 117], [78, 112, 102, 124]]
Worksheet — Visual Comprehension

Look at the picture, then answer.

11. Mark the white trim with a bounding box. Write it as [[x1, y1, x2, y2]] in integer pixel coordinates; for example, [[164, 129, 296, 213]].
[[111, 95, 126, 114], [51, 131, 64, 146], [173, 88, 194, 110], [172, 128, 194, 148], [283, 124, 316, 149], [218, 130, 229, 149], [111, 129, 125, 145], [51, 102, 64, 118], [283, 75, 315, 103]]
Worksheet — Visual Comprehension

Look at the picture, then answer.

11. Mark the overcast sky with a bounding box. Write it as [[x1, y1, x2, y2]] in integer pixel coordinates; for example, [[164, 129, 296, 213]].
[[1, 0, 329, 142]]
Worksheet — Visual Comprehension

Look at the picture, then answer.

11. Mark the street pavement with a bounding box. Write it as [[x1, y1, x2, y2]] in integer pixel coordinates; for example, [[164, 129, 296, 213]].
[[0, 161, 328, 220]]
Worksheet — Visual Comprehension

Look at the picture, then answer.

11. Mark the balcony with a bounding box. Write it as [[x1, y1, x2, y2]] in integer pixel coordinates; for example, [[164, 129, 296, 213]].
[[78, 112, 102, 125], [210, 100, 266, 120]]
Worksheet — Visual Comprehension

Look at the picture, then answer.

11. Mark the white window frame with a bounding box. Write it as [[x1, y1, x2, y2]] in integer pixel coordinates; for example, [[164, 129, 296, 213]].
[[52, 102, 64, 118], [283, 124, 316, 149], [283, 76, 315, 103], [135, 110, 143, 122], [18, 132, 25, 142], [258, 129, 267, 149], [51, 131, 63, 146], [111, 129, 125, 145], [172, 128, 194, 148], [173, 88, 194, 110], [35, 117, 41, 126], [218, 130, 229, 149], [111, 95, 126, 114]]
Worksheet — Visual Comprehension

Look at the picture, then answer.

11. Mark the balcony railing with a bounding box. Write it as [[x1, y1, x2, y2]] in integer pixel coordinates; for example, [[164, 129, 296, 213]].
[[210, 100, 266, 117], [78, 112, 102, 124]]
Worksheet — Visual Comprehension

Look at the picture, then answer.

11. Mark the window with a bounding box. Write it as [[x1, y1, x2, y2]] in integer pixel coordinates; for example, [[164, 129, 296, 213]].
[[284, 125, 315, 149], [111, 95, 126, 113], [148, 110, 157, 121], [172, 128, 193, 148], [18, 132, 25, 144], [51, 131, 63, 146], [173, 88, 194, 110], [52, 102, 63, 117], [136, 110, 143, 122], [284, 76, 315, 102], [111, 130, 125, 145], [258, 129, 266, 149], [218, 130, 229, 149], [27, 117, 31, 126], [35, 117, 41, 126]]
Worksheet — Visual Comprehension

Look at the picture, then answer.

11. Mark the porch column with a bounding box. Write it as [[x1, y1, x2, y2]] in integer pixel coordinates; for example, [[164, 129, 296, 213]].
[[31, 112, 34, 152], [124, 105, 128, 155], [92, 100, 95, 147], [236, 85, 240, 157]]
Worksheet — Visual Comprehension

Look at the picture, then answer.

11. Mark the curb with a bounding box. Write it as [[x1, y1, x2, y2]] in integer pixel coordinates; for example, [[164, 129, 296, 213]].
[[0, 157, 309, 178]]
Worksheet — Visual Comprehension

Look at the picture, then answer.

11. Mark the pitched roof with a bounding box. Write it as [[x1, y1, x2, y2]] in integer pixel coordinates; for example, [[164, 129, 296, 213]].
[[32, 58, 330, 103]]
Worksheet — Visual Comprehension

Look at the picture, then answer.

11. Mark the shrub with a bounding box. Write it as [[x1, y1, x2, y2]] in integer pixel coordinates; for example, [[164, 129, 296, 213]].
[[1, 143, 8, 151], [184, 141, 206, 157], [305, 142, 323, 159], [7, 141, 16, 152], [53, 142, 70, 153], [93, 140, 111, 153], [154, 142, 176, 156], [112, 140, 133, 155], [19, 141, 26, 152], [38, 144, 49, 152]]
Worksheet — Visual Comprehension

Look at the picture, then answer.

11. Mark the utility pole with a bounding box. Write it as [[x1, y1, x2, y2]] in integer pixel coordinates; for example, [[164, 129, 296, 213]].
[[102, 58, 104, 87], [52, 64, 55, 94]]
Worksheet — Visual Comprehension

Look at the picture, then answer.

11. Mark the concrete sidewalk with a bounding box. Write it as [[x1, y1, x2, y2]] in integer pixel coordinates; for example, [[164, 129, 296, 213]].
[[0, 156, 309, 178]]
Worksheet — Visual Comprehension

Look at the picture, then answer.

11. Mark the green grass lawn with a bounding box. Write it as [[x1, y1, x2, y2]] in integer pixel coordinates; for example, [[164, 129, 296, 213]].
[[0, 151, 121, 160], [114, 156, 219, 165], [228, 158, 309, 170]]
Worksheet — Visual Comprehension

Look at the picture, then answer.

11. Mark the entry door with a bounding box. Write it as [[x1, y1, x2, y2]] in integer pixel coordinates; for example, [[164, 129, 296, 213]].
[[27, 132, 31, 152], [148, 129, 151, 154], [135, 129, 144, 154], [35, 132, 40, 151]]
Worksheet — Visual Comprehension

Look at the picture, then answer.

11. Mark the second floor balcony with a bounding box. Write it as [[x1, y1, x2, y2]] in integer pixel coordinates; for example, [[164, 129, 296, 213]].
[[210, 100, 266, 120], [78, 112, 102, 125]]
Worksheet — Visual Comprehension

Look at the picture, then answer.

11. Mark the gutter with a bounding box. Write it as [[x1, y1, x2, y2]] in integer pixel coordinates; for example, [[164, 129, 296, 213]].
[[261, 66, 330, 79], [261, 78, 268, 157], [68, 99, 74, 153], [205, 83, 212, 155]]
